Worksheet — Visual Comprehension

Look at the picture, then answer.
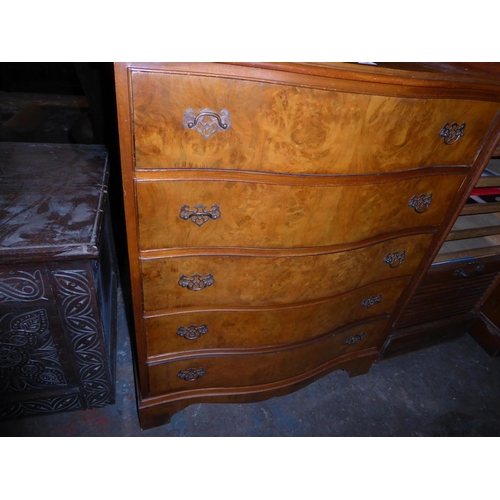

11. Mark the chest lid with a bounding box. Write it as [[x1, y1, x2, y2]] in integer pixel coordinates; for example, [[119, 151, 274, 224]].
[[0, 142, 109, 263]]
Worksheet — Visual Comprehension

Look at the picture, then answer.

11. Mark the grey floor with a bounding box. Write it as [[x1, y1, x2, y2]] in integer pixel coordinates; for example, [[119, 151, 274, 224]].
[[1, 286, 500, 437]]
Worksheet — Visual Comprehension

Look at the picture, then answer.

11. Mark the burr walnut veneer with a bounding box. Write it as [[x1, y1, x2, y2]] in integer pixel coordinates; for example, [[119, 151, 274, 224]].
[[114, 62, 500, 429]]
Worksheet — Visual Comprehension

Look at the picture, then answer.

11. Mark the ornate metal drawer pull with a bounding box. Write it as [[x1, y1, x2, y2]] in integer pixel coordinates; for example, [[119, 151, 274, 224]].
[[178, 273, 215, 291], [345, 333, 365, 345], [453, 262, 485, 279], [440, 122, 466, 145], [383, 250, 406, 268], [409, 193, 433, 213], [177, 324, 209, 340], [183, 108, 232, 139], [361, 294, 382, 307], [179, 204, 221, 227], [177, 367, 206, 382]]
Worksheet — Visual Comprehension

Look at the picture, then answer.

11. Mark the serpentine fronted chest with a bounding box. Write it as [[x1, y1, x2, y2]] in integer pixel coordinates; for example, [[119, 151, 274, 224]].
[[114, 62, 500, 429]]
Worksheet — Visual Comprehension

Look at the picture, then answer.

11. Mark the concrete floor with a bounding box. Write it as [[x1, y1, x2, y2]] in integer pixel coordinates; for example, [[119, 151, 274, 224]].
[[1, 285, 500, 437]]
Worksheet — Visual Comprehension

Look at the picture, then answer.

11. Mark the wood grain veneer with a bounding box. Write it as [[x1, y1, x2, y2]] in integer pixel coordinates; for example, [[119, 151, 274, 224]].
[[131, 72, 499, 174], [136, 172, 465, 250], [144, 276, 409, 358], [140, 233, 433, 311]]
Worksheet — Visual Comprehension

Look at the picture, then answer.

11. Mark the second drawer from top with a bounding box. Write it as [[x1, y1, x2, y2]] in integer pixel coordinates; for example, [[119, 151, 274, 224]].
[[136, 171, 465, 250]]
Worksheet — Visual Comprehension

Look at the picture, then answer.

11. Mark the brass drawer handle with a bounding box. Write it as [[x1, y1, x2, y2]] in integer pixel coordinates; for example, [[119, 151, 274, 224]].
[[177, 367, 206, 381], [361, 294, 382, 307], [178, 273, 215, 291], [179, 204, 221, 227], [409, 193, 433, 213], [453, 262, 485, 279], [383, 250, 406, 268], [183, 108, 232, 139], [345, 333, 365, 345], [440, 122, 466, 145], [177, 324, 209, 340]]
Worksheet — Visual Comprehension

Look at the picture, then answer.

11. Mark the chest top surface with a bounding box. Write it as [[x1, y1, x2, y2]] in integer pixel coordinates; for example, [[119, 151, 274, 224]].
[[0, 142, 109, 263]]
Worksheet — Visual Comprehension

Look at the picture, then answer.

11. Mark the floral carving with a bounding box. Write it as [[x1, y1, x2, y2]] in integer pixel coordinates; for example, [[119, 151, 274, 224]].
[[0, 308, 66, 393]]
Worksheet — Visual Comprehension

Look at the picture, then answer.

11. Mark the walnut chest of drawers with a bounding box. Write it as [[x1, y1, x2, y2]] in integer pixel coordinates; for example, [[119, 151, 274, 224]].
[[114, 62, 500, 429], [0, 143, 117, 420]]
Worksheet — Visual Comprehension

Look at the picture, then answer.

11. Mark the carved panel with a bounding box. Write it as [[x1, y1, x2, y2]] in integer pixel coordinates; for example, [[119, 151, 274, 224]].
[[52, 269, 111, 408], [0, 393, 81, 420], [0, 270, 47, 304], [0, 308, 67, 393]]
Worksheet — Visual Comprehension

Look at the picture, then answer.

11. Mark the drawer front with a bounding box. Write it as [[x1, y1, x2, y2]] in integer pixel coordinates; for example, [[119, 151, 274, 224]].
[[144, 278, 409, 356], [145, 276, 409, 357], [141, 233, 434, 312], [136, 173, 465, 250], [147, 320, 388, 396], [131, 71, 499, 174]]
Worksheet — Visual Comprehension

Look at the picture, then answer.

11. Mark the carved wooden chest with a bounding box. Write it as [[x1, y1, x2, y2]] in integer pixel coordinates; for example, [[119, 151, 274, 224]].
[[0, 143, 117, 420], [114, 62, 500, 429]]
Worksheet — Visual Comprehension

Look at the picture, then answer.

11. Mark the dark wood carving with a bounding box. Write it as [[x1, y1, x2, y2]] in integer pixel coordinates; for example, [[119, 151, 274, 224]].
[[0, 393, 81, 420], [0, 143, 116, 421], [0, 308, 66, 393], [52, 269, 111, 408], [0, 270, 47, 303]]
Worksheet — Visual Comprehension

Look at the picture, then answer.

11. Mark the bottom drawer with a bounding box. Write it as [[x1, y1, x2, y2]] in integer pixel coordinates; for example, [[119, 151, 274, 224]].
[[147, 319, 388, 396]]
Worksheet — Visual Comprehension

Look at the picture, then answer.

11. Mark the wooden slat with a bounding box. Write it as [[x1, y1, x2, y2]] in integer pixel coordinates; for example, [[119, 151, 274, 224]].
[[460, 202, 500, 215], [434, 245, 500, 263], [476, 176, 500, 187], [446, 224, 500, 241]]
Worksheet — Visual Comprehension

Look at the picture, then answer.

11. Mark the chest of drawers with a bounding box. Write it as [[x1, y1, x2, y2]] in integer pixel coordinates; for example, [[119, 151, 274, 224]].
[[114, 62, 500, 429]]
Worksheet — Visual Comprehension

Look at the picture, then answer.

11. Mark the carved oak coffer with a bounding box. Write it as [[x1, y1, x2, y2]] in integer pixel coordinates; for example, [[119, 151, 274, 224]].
[[0, 143, 117, 420]]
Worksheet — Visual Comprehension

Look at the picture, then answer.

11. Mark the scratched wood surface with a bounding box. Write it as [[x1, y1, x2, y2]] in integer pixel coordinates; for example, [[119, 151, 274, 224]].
[[144, 276, 409, 357], [131, 72, 500, 174], [147, 319, 388, 396], [0, 142, 108, 262], [136, 171, 465, 250]]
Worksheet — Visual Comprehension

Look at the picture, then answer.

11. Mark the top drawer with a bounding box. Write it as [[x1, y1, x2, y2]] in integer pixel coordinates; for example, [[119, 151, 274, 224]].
[[131, 71, 500, 175]]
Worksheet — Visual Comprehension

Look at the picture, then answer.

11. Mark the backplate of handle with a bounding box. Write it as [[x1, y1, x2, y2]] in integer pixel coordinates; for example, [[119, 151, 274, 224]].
[[183, 108, 232, 139]]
